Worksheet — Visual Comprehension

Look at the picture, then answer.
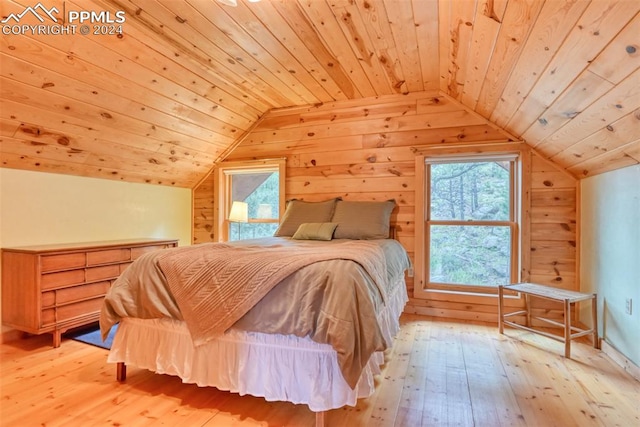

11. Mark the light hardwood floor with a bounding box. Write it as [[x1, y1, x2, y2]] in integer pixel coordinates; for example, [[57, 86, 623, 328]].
[[1, 314, 638, 427]]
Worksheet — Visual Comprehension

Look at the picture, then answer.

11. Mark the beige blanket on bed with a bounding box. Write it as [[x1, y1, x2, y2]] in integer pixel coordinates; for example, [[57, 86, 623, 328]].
[[156, 240, 388, 347], [100, 238, 410, 388]]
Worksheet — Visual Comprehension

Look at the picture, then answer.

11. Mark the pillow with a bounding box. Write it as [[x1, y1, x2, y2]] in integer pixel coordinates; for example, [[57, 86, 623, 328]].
[[273, 198, 340, 237], [332, 200, 396, 239], [292, 223, 338, 241]]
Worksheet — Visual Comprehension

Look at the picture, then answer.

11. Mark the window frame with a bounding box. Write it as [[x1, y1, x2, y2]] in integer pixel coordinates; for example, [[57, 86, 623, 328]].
[[414, 143, 531, 298], [215, 158, 285, 242]]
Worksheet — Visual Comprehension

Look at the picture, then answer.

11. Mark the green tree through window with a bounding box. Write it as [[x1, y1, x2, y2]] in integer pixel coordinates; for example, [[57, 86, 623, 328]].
[[426, 158, 517, 287]]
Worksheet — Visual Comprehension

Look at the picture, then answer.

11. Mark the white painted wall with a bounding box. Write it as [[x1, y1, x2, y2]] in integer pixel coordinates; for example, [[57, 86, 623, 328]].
[[0, 168, 192, 336], [580, 164, 640, 366], [0, 169, 192, 247]]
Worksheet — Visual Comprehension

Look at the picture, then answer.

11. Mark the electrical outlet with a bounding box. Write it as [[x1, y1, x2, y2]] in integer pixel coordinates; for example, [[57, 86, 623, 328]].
[[625, 298, 632, 315]]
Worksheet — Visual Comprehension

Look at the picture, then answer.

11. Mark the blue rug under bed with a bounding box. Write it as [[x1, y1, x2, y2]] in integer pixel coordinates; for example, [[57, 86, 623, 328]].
[[67, 324, 118, 349]]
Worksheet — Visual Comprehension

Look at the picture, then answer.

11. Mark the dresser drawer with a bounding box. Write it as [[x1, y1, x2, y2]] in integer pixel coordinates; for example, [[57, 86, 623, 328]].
[[41, 291, 56, 308], [41, 269, 85, 290], [41, 301, 102, 327], [58, 281, 111, 304], [119, 262, 133, 273], [42, 281, 111, 308], [56, 298, 103, 323], [41, 308, 56, 327], [86, 265, 120, 282], [41, 253, 86, 272], [87, 248, 130, 266]]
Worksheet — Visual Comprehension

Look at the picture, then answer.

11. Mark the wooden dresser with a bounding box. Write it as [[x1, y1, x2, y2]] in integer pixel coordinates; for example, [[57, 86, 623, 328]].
[[2, 238, 178, 347]]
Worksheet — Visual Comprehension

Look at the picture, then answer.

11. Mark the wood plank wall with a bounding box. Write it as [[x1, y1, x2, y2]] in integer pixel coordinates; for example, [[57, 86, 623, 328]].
[[529, 153, 578, 294], [193, 171, 216, 243], [193, 91, 578, 322]]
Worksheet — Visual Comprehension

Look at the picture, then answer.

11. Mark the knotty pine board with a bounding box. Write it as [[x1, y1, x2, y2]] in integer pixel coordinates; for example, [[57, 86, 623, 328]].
[[474, 0, 545, 118], [551, 109, 640, 168], [567, 140, 640, 178], [490, 0, 589, 128], [506, 0, 637, 137]]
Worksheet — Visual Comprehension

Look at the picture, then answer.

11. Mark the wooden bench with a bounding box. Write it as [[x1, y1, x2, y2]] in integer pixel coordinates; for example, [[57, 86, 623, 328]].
[[498, 282, 599, 358]]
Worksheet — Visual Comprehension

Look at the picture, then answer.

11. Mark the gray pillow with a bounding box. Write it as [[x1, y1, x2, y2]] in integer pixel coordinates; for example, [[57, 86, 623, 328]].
[[292, 223, 338, 241], [274, 199, 339, 237], [332, 200, 396, 239]]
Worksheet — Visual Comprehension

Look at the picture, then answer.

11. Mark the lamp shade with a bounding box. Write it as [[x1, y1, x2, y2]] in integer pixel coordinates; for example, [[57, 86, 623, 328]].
[[228, 201, 248, 223]]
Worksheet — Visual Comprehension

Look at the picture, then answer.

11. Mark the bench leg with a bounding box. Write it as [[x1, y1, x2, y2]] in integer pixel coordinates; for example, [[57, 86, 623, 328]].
[[498, 285, 504, 334], [592, 294, 600, 349], [564, 299, 571, 358]]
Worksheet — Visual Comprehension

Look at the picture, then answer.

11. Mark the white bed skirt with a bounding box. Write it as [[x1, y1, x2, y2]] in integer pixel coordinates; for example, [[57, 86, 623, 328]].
[[107, 278, 408, 412]]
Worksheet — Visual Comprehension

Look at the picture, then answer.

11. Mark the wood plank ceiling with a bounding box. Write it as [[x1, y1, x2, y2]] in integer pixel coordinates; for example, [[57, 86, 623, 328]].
[[1, 0, 638, 188]]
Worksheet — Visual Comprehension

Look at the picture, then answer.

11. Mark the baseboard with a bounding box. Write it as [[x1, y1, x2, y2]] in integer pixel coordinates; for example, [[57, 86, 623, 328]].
[[601, 339, 640, 382], [403, 304, 575, 330], [403, 304, 497, 323]]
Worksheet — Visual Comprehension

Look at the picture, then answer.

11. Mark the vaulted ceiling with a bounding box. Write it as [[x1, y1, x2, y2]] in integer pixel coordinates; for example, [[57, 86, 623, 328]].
[[1, 0, 638, 187]]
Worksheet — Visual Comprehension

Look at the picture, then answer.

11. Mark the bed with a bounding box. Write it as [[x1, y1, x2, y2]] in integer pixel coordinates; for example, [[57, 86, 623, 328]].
[[99, 199, 411, 425]]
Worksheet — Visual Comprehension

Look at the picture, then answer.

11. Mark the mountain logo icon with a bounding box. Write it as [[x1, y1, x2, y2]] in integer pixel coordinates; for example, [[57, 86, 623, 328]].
[[1, 3, 59, 24]]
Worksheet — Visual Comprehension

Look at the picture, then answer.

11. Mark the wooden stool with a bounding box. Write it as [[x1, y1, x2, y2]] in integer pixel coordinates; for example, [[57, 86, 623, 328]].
[[498, 282, 599, 358]]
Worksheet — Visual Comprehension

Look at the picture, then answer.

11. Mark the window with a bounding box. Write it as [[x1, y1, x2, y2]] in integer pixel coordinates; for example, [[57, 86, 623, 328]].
[[216, 159, 285, 241], [415, 147, 524, 295]]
